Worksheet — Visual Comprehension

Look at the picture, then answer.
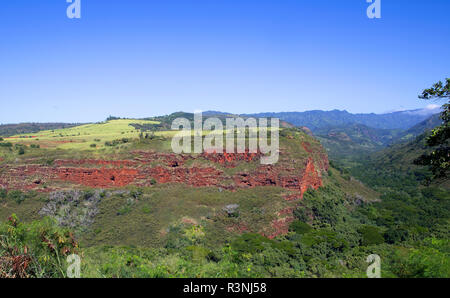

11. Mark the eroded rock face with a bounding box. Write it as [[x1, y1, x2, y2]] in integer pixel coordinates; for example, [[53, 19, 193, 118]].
[[0, 150, 328, 199], [233, 158, 324, 197], [201, 151, 263, 168], [39, 190, 102, 228]]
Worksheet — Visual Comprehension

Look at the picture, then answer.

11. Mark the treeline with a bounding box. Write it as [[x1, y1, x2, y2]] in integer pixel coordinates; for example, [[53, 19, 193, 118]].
[[0, 123, 79, 137]]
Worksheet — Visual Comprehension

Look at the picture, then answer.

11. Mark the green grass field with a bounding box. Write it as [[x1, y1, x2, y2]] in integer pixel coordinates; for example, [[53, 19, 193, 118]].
[[4, 119, 281, 152], [4, 119, 161, 150]]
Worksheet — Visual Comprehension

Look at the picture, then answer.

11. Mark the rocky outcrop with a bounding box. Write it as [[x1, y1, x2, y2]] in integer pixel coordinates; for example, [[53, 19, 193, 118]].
[[39, 190, 102, 228], [201, 151, 262, 168], [0, 150, 328, 199], [56, 168, 139, 188]]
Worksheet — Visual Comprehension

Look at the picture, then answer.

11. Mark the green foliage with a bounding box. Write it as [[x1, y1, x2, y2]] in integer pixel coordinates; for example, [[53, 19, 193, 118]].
[[0, 123, 77, 138], [231, 233, 275, 255], [0, 215, 79, 278], [289, 220, 312, 235], [419, 78, 450, 100], [7, 190, 26, 205], [384, 227, 409, 244], [106, 116, 121, 121], [0, 189, 7, 200], [415, 78, 450, 181], [301, 229, 349, 252], [0, 142, 12, 148], [105, 138, 132, 147], [141, 205, 152, 214], [358, 226, 384, 246]]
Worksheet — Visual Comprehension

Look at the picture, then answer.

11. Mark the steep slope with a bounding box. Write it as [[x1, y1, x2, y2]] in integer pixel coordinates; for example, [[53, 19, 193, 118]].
[[0, 121, 381, 247], [315, 123, 401, 160], [314, 114, 441, 163], [394, 113, 442, 143], [348, 132, 445, 189]]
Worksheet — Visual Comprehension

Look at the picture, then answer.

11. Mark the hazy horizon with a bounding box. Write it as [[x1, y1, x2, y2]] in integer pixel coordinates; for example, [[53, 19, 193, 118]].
[[0, 104, 443, 125]]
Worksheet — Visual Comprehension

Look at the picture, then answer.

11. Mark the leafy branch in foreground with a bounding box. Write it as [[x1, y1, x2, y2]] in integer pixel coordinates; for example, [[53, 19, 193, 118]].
[[415, 78, 450, 181], [0, 214, 79, 278]]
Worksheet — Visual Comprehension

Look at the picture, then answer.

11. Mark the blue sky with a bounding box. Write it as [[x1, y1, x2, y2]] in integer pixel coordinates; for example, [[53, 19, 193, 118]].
[[0, 0, 449, 123]]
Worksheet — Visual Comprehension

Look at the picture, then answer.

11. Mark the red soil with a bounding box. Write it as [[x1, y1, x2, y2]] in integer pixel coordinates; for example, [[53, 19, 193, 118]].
[[56, 168, 139, 188], [0, 152, 327, 197], [54, 159, 138, 168], [233, 158, 323, 197], [266, 217, 295, 239], [302, 142, 313, 153], [201, 150, 262, 167]]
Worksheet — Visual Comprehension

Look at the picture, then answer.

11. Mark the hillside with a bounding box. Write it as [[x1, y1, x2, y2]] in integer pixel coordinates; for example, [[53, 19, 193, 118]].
[[315, 124, 400, 161], [313, 114, 442, 163], [0, 120, 390, 278], [394, 114, 443, 144], [0, 116, 448, 278], [348, 133, 439, 189], [1, 119, 161, 150], [0, 121, 333, 235]]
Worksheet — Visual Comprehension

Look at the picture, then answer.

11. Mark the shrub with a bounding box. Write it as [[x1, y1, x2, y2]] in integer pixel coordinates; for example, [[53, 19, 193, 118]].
[[0, 189, 7, 200], [384, 227, 409, 244], [90, 144, 97, 148], [0, 142, 12, 148], [7, 190, 26, 204], [358, 226, 384, 246], [0, 215, 79, 278], [289, 221, 312, 235], [301, 229, 349, 252], [18, 147, 25, 155], [231, 233, 274, 254], [105, 138, 131, 147], [141, 205, 152, 214]]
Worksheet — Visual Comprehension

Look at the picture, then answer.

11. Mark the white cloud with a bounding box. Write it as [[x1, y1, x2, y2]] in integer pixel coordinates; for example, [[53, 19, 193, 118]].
[[425, 104, 440, 110]]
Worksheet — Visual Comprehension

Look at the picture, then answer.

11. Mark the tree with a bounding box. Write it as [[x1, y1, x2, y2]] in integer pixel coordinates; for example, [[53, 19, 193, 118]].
[[414, 79, 450, 181]]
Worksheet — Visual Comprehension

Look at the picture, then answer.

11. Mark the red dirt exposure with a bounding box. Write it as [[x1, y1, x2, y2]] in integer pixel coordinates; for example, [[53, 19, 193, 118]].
[[233, 158, 323, 198], [56, 168, 139, 188], [139, 166, 224, 187], [266, 217, 295, 239], [302, 142, 313, 153], [201, 150, 262, 167], [0, 149, 328, 201], [54, 159, 138, 168]]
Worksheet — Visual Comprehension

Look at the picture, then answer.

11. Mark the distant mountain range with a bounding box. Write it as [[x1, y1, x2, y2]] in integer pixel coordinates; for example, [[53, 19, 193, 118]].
[[312, 113, 442, 162], [242, 107, 441, 131]]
